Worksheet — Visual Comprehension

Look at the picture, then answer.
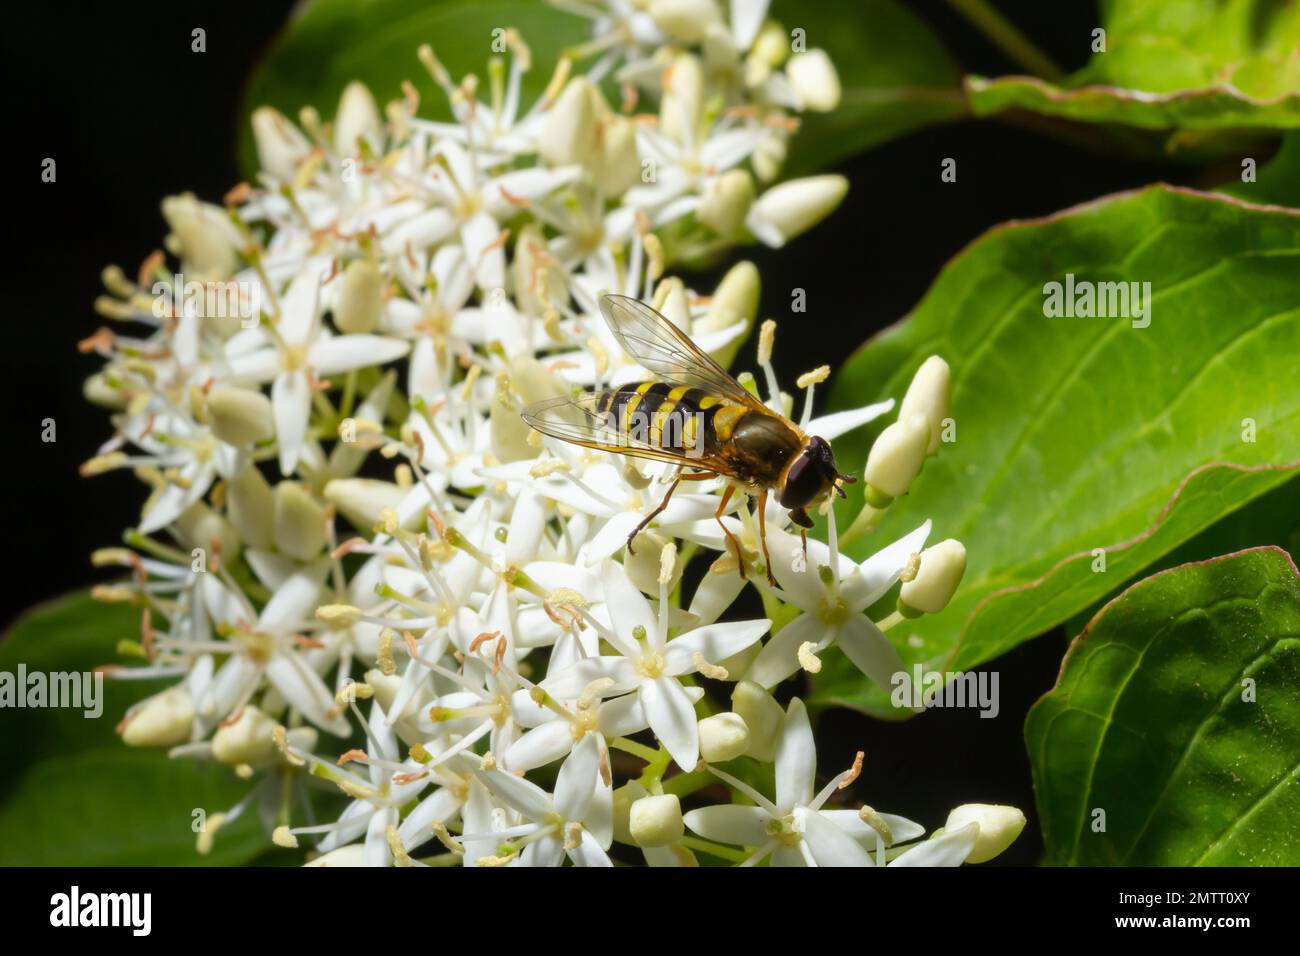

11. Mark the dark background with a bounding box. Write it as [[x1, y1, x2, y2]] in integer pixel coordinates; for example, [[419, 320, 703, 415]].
[[0, 1, 1231, 864]]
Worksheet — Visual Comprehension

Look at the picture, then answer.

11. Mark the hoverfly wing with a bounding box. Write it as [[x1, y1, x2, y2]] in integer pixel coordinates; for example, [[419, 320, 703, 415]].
[[522, 391, 743, 475], [598, 295, 762, 410]]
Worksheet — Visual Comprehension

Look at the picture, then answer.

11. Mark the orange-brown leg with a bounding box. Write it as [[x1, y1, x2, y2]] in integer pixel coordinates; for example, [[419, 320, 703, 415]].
[[714, 484, 745, 580], [628, 477, 681, 555], [800, 528, 808, 563], [756, 489, 777, 587]]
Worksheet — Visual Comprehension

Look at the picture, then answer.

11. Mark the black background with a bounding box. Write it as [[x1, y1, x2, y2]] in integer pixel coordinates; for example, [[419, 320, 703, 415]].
[[0, 1, 1241, 866]]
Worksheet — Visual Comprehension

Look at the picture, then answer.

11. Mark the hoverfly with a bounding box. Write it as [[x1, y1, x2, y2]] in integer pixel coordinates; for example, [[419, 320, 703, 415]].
[[523, 295, 854, 584]]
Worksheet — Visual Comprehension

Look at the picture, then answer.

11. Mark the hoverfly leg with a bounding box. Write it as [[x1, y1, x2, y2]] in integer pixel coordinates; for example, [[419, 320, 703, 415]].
[[800, 528, 808, 563], [715, 484, 745, 580], [627, 476, 682, 556], [756, 489, 777, 588]]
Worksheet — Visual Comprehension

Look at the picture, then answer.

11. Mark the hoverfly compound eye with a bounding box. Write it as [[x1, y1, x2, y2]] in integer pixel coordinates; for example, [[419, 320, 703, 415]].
[[779, 449, 824, 511]]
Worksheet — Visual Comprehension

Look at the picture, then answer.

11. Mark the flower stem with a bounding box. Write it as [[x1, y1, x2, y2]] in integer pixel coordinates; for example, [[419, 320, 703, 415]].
[[945, 0, 1065, 82], [610, 736, 662, 765], [838, 502, 885, 548], [680, 836, 750, 864]]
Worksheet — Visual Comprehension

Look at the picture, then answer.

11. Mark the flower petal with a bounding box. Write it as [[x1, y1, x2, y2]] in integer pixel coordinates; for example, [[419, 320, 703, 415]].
[[889, 822, 980, 867], [476, 768, 554, 823], [542, 657, 639, 699], [744, 612, 822, 689], [663, 619, 770, 676], [682, 805, 769, 845], [776, 698, 815, 812], [640, 677, 699, 772], [835, 614, 905, 691], [554, 732, 599, 822], [798, 808, 875, 866]]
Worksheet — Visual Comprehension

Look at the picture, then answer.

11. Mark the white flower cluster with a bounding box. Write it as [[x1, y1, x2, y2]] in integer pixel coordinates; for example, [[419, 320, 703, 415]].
[[82, 1, 1022, 867]]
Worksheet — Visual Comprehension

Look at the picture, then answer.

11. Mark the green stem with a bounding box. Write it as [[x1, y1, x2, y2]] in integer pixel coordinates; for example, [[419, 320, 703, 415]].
[[680, 836, 750, 864], [838, 502, 886, 549], [661, 768, 713, 799], [610, 736, 662, 765], [945, 0, 1065, 82]]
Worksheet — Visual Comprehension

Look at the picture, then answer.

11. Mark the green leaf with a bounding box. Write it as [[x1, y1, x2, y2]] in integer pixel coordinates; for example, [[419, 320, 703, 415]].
[[0, 750, 267, 866], [771, 0, 963, 176], [0, 593, 271, 865], [1065, 474, 1300, 638], [968, 0, 1300, 138], [813, 185, 1300, 718], [237, 0, 590, 174], [237, 0, 961, 178], [1026, 546, 1300, 865], [1224, 130, 1300, 208]]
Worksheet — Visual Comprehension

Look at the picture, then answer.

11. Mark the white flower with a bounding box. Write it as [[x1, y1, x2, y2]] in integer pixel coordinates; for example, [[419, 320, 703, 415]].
[[683, 698, 924, 866], [226, 265, 410, 474], [542, 561, 769, 770], [745, 519, 930, 689], [474, 732, 614, 866]]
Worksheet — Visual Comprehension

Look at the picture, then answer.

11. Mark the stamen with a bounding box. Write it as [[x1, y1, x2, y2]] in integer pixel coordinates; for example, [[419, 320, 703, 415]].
[[797, 641, 822, 674]]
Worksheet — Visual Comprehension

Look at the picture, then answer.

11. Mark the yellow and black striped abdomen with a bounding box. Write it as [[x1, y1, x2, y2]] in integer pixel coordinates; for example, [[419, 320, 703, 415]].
[[597, 382, 746, 456]]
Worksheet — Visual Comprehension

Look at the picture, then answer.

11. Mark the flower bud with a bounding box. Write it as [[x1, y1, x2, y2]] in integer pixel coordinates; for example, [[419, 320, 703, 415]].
[[752, 131, 787, 182], [212, 705, 277, 765], [650, 0, 719, 43], [651, 277, 691, 331], [174, 502, 240, 562], [899, 356, 950, 455], [508, 356, 567, 407], [273, 481, 328, 560], [731, 680, 784, 762], [251, 106, 311, 182], [694, 261, 759, 367], [624, 531, 679, 595], [334, 81, 382, 155], [698, 169, 754, 237], [747, 174, 847, 246], [334, 259, 385, 334], [698, 712, 749, 763], [226, 464, 275, 549], [324, 478, 409, 533], [786, 49, 842, 112], [512, 225, 567, 317], [660, 53, 704, 144], [900, 539, 966, 615], [121, 687, 193, 748], [864, 412, 929, 501], [206, 386, 274, 446], [160, 193, 241, 280], [490, 374, 537, 463], [944, 804, 1025, 863], [629, 793, 685, 848], [751, 21, 790, 68], [594, 113, 641, 197], [540, 78, 600, 168], [84, 373, 128, 410], [612, 781, 646, 845]]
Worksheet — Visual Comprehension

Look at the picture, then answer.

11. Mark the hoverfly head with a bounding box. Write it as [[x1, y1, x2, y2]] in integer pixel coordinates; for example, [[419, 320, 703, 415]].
[[779, 436, 841, 512]]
